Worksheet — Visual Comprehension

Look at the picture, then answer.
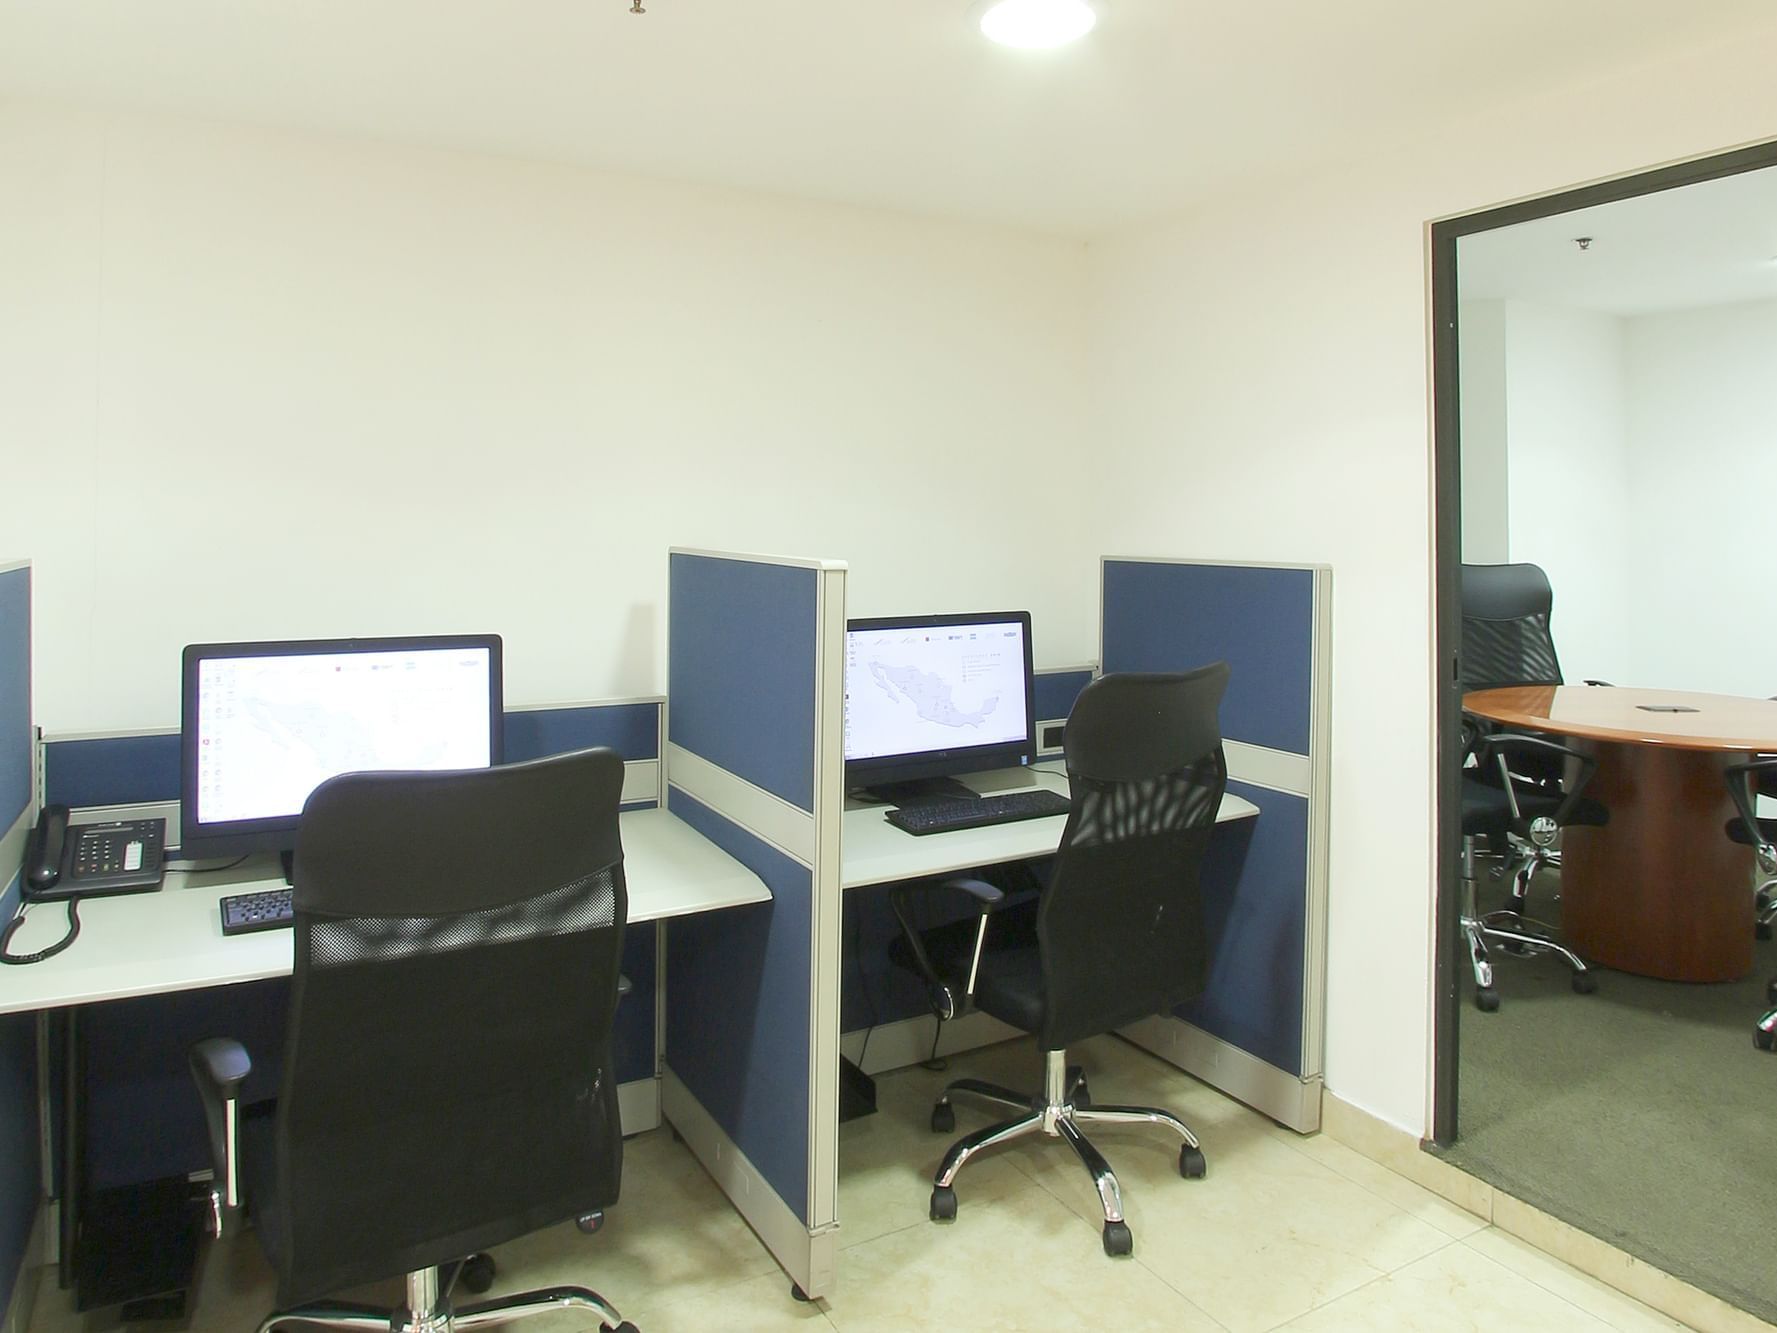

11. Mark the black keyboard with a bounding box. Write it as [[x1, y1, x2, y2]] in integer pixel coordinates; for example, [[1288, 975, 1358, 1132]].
[[220, 887, 294, 936], [886, 789, 1072, 836]]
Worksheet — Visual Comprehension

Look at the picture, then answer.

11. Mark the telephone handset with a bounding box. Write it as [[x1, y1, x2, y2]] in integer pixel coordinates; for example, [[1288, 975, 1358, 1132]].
[[25, 805, 167, 901]]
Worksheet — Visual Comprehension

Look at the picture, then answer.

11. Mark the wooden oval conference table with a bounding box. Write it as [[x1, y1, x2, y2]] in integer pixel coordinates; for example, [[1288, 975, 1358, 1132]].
[[1463, 685, 1777, 983]]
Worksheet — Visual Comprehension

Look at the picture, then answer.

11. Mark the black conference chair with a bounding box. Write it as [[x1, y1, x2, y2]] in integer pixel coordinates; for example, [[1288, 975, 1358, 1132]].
[[187, 748, 636, 1333], [1458, 562, 1607, 1008], [1724, 759, 1777, 1050], [894, 667, 1228, 1258]]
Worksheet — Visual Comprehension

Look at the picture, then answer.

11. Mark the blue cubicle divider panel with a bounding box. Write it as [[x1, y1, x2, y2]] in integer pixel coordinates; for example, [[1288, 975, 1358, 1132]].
[[1101, 560, 1314, 756], [504, 703, 660, 764], [1, 564, 37, 1321], [1032, 668, 1094, 726], [666, 789, 812, 1222], [1, 565, 29, 833], [43, 702, 663, 811], [44, 732, 181, 809], [668, 553, 817, 812], [1180, 782, 1310, 1075]]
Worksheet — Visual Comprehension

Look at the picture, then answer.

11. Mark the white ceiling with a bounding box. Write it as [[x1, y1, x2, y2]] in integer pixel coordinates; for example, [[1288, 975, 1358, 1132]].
[[1, 0, 1774, 235], [1458, 165, 1777, 316]]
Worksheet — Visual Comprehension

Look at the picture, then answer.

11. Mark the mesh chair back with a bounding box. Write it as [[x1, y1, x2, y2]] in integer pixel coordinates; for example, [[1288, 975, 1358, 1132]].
[[1459, 562, 1563, 691], [272, 747, 628, 1305], [1037, 667, 1229, 1051]]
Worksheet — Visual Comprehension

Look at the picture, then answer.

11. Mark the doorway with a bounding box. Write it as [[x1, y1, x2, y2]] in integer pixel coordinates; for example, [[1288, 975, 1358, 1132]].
[[1430, 140, 1777, 1319]]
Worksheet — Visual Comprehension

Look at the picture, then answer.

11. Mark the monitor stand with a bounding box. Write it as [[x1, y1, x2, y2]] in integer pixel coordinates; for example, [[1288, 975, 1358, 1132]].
[[855, 776, 979, 807]]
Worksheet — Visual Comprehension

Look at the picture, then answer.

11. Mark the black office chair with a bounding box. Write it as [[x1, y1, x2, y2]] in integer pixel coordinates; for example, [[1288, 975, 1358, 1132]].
[[1459, 736, 1605, 1010], [188, 748, 636, 1333], [1724, 759, 1777, 1050], [893, 667, 1228, 1258]]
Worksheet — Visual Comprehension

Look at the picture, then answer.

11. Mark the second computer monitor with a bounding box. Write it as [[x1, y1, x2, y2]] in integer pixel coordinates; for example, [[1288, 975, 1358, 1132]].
[[843, 611, 1035, 797]]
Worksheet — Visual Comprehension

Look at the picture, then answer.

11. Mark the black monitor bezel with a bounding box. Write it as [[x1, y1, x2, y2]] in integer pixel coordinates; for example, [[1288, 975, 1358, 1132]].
[[842, 610, 1036, 790], [179, 633, 504, 859]]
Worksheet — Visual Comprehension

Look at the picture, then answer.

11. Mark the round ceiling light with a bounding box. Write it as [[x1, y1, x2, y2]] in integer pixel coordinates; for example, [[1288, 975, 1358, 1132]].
[[978, 0, 1100, 49]]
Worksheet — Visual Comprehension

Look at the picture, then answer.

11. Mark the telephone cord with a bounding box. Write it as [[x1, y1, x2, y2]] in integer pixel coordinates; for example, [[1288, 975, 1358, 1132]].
[[0, 897, 81, 966]]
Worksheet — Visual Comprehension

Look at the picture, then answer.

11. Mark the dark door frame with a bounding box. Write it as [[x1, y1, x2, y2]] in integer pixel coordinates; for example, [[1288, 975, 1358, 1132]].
[[1429, 139, 1777, 1147]]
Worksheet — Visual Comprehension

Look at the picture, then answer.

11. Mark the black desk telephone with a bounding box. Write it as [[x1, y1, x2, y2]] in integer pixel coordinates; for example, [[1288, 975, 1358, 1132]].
[[26, 805, 167, 900]]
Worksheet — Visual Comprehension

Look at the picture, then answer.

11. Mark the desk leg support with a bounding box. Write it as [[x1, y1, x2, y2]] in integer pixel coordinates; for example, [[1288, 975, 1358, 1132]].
[[58, 1007, 82, 1291]]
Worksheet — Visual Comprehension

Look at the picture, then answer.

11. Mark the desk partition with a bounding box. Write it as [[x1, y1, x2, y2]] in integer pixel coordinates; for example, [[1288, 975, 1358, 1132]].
[[1101, 557, 1332, 1132], [1, 560, 40, 1325], [661, 548, 846, 1300]]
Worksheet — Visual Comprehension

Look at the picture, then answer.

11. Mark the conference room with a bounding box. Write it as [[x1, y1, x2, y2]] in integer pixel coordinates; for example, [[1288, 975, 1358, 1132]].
[[4, 3, 1777, 1331], [1438, 159, 1777, 1325]]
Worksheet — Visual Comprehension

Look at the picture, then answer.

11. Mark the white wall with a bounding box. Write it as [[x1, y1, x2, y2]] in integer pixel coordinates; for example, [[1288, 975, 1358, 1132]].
[[1086, 22, 1777, 1132], [1626, 298, 1777, 699], [1500, 301, 1635, 684], [0, 104, 1095, 732], [1457, 299, 1508, 562]]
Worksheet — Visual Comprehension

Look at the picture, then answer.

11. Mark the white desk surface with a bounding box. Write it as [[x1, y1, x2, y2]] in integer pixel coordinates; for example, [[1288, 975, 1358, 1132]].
[[841, 769, 1261, 891], [0, 808, 769, 1017]]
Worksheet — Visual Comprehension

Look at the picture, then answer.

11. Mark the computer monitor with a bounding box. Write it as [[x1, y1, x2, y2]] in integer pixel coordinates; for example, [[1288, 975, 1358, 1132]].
[[843, 611, 1035, 800], [179, 634, 504, 862]]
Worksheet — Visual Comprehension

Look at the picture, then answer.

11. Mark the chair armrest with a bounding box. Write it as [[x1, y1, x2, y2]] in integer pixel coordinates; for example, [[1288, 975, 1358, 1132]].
[[1471, 732, 1600, 829], [1725, 759, 1777, 850], [887, 877, 1010, 1021], [189, 1038, 251, 1237]]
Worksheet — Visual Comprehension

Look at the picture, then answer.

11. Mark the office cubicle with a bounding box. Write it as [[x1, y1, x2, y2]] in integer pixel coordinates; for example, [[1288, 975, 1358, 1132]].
[[1, 560, 40, 1324], [660, 548, 847, 1301], [1101, 557, 1332, 1132]]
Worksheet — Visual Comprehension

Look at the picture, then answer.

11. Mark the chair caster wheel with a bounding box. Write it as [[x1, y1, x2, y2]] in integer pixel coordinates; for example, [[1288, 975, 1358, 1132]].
[[1756, 1027, 1776, 1052], [613, 1323, 640, 1333], [789, 1282, 812, 1303], [1757, 921, 1772, 941], [459, 1253, 496, 1295], [576, 1211, 605, 1235], [1766, 979, 1777, 1007], [1102, 1220, 1133, 1257], [929, 1185, 958, 1222], [1570, 970, 1597, 995], [931, 1102, 955, 1134], [1475, 987, 1499, 1013], [1179, 1146, 1207, 1179]]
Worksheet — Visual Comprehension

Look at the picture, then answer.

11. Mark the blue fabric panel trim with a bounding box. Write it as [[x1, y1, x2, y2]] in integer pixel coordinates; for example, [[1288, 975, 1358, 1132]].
[[45, 733, 181, 809], [505, 703, 659, 764], [1101, 561, 1314, 757], [0, 568, 30, 833], [668, 554, 817, 813], [615, 921, 657, 1086], [1175, 781, 1309, 1076], [664, 788, 810, 1223], [1033, 670, 1093, 723]]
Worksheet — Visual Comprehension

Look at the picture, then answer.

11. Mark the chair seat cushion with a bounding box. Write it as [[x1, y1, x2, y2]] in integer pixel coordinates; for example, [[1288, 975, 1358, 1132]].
[[1461, 774, 1607, 838]]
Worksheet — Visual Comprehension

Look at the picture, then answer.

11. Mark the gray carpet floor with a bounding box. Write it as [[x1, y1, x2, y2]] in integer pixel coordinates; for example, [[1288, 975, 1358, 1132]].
[[1437, 867, 1777, 1324]]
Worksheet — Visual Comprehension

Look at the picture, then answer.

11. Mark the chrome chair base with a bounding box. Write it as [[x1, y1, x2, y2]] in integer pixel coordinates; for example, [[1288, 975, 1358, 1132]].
[[1462, 837, 1594, 1013], [257, 1268, 632, 1333], [928, 1049, 1204, 1257]]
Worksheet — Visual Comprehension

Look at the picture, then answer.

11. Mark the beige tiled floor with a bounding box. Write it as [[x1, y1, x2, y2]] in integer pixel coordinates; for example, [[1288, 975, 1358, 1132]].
[[30, 1035, 1696, 1332]]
